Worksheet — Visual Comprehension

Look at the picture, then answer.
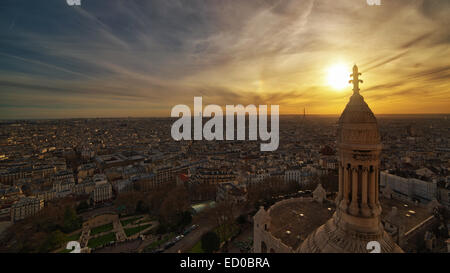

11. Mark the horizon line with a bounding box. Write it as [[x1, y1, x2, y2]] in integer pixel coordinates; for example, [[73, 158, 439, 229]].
[[1, 113, 450, 121]]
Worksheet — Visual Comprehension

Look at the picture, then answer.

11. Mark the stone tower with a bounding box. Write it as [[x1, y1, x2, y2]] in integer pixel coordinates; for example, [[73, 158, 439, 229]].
[[298, 65, 403, 253]]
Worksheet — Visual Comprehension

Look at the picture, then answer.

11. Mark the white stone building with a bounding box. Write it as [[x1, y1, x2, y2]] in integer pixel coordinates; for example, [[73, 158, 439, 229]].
[[10, 196, 44, 222], [91, 174, 112, 204], [380, 171, 437, 204]]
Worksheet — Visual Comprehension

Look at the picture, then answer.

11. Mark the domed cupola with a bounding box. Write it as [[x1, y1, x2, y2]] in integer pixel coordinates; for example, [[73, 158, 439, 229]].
[[298, 65, 402, 253], [337, 65, 381, 147]]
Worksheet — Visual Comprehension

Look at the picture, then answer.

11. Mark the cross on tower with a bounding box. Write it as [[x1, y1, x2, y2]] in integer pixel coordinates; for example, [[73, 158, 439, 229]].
[[349, 64, 363, 94]]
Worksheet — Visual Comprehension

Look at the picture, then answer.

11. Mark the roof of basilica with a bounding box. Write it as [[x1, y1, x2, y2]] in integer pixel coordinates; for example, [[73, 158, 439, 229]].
[[338, 93, 378, 125], [268, 199, 335, 250], [379, 197, 432, 232]]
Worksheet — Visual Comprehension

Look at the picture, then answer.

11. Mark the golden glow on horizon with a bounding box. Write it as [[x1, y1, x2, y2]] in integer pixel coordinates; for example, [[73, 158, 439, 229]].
[[2, 0, 450, 120], [326, 64, 350, 91]]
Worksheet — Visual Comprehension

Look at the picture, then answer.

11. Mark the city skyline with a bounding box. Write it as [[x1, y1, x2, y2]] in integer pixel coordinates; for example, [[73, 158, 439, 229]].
[[1, 0, 450, 119]]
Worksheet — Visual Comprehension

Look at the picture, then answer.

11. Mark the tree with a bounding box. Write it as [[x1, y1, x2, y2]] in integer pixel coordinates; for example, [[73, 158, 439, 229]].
[[136, 200, 149, 213], [210, 201, 237, 242], [0, 198, 80, 253], [115, 192, 142, 215], [160, 186, 190, 225], [40, 230, 65, 252], [237, 214, 247, 225], [201, 231, 220, 253], [156, 224, 168, 235], [62, 206, 82, 233], [76, 201, 89, 213], [177, 211, 192, 228]]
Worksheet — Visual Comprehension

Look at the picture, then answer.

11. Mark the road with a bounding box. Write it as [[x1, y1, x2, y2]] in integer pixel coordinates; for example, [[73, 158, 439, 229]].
[[93, 239, 142, 253], [164, 218, 214, 253], [165, 206, 252, 253]]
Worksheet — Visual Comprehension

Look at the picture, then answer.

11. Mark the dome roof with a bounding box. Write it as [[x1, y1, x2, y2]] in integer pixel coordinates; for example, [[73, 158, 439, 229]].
[[298, 217, 403, 253], [337, 93, 381, 145], [338, 93, 377, 124]]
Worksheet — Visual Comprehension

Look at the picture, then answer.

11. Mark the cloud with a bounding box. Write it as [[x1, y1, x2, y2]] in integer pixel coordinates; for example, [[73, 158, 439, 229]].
[[400, 32, 434, 49], [364, 51, 409, 72], [0, 0, 449, 118]]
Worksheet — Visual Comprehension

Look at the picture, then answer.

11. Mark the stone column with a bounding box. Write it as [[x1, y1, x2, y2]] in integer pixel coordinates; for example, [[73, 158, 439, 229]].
[[338, 164, 343, 200], [375, 167, 379, 204], [361, 168, 370, 216], [341, 165, 350, 211], [349, 167, 359, 215], [369, 167, 376, 207]]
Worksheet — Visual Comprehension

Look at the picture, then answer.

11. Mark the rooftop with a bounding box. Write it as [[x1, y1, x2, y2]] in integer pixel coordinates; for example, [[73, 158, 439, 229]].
[[379, 197, 433, 232], [268, 199, 335, 250]]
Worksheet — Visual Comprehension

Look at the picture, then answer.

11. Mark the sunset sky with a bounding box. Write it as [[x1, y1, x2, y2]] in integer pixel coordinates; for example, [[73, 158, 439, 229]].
[[1, 0, 449, 119]]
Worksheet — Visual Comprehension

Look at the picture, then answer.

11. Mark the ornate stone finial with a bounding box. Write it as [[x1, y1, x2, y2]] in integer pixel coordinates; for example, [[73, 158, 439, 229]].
[[349, 64, 363, 94]]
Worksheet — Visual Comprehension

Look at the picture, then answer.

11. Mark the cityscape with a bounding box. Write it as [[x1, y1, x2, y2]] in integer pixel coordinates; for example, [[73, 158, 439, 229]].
[[0, 107, 448, 253], [0, 0, 449, 258]]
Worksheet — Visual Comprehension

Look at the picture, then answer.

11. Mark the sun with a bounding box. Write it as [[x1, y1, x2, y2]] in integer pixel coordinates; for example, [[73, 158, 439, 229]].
[[326, 64, 349, 90]]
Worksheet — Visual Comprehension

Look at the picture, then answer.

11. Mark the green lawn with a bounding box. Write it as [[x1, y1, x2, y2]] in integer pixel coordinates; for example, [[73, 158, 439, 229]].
[[120, 216, 143, 227], [88, 232, 116, 249], [65, 232, 81, 242], [144, 238, 165, 252], [124, 224, 151, 237], [143, 226, 157, 235], [144, 233, 175, 252], [189, 241, 204, 253], [215, 224, 239, 243], [136, 219, 152, 225], [52, 232, 81, 253], [90, 223, 113, 235]]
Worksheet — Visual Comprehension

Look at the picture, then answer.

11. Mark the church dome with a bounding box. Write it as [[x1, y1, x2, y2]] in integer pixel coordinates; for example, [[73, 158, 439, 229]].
[[338, 93, 377, 124], [337, 93, 381, 146], [337, 66, 380, 146], [298, 65, 402, 253]]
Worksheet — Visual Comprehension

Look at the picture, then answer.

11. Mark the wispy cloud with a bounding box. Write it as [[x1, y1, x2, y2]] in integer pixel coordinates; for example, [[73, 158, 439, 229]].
[[0, 0, 449, 118]]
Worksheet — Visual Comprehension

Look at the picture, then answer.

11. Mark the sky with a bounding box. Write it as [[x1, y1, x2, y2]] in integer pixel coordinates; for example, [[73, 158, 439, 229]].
[[0, 0, 449, 119]]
